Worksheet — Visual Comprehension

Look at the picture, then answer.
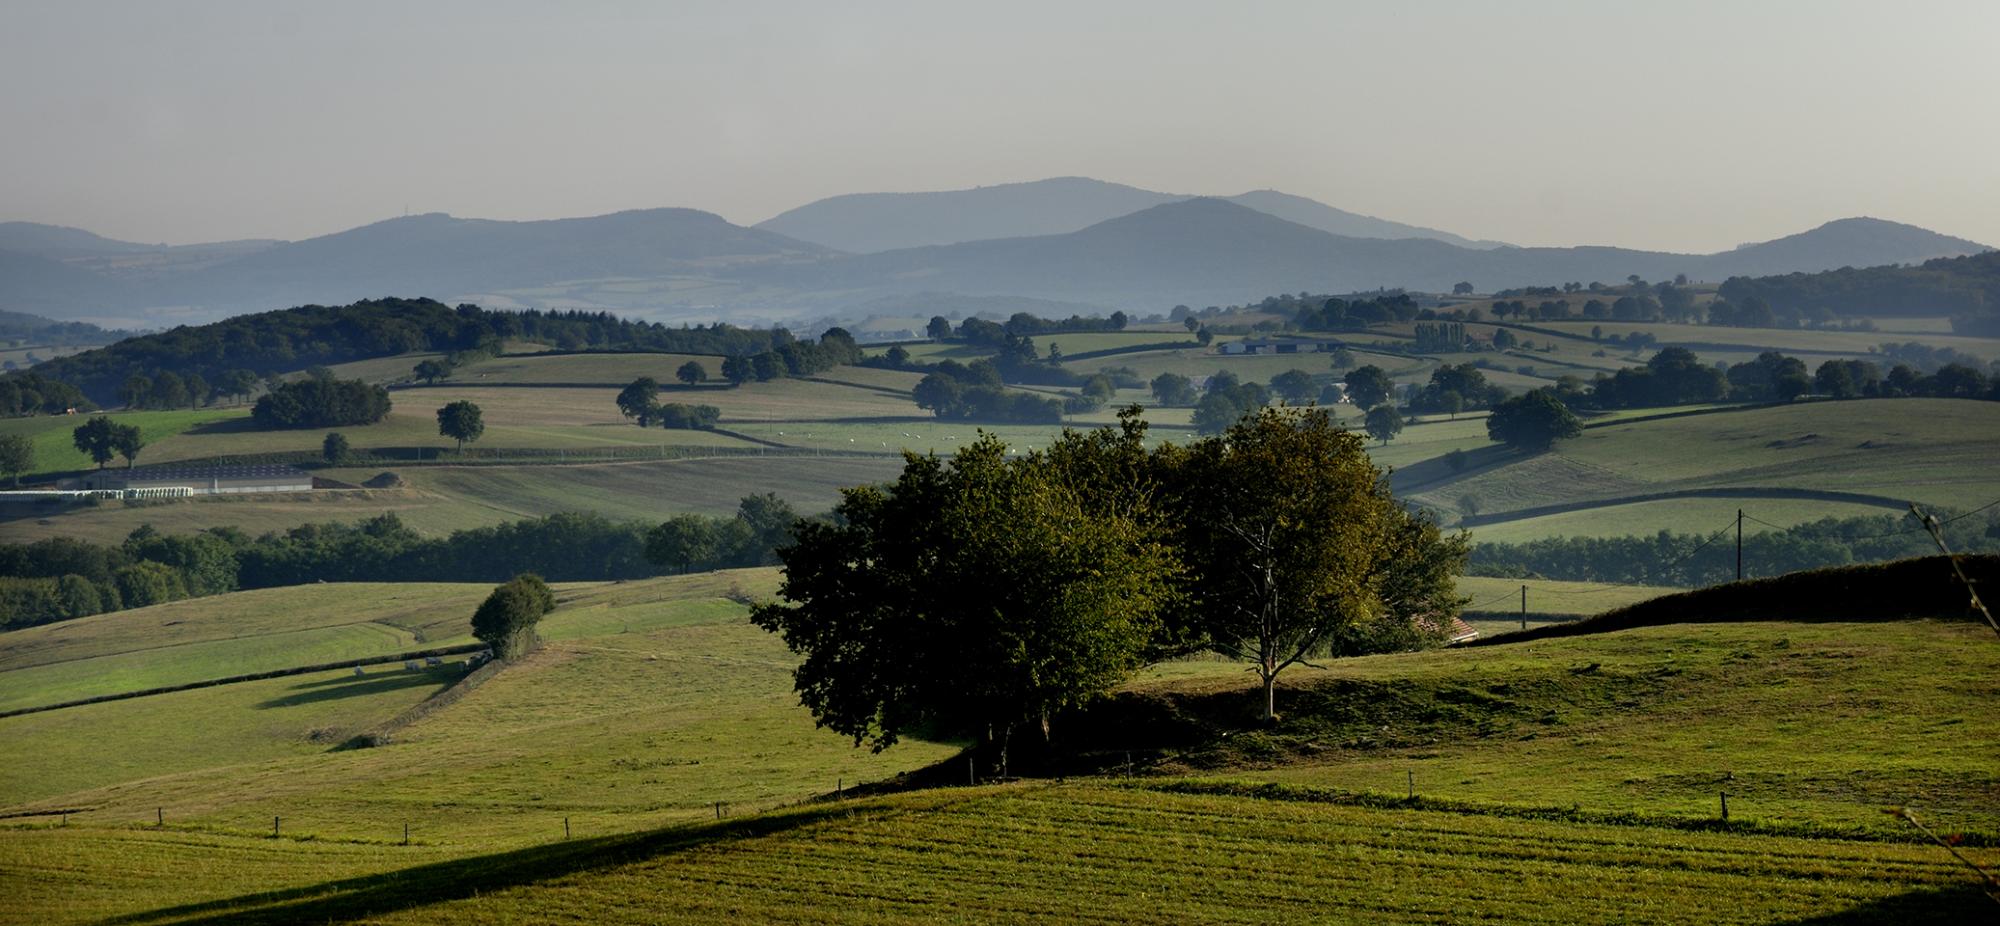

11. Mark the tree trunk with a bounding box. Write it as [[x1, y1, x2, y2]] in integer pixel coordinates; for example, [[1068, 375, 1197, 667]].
[[1263, 672, 1277, 721]]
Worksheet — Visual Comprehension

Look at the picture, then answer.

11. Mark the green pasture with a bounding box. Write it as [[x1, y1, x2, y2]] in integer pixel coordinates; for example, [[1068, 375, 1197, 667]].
[[319, 351, 450, 385], [1466, 495, 1907, 543], [350, 455, 909, 521], [4, 781, 1982, 925], [1, 566, 1995, 922], [1452, 575, 1680, 616], [1219, 618, 1999, 836], [0, 454, 914, 544], [0, 661, 459, 805], [1533, 320, 2000, 361], [0, 583, 506, 710], [0, 488, 495, 544], [0, 571, 954, 848], [1411, 398, 2000, 518], [0, 408, 239, 479], [441, 352, 723, 386]]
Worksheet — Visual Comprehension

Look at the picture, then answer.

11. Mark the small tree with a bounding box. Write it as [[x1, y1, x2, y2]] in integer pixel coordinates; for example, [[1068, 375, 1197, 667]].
[[184, 373, 210, 409], [471, 573, 556, 659], [927, 315, 952, 340], [72, 416, 119, 469], [617, 377, 661, 423], [436, 400, 485, 453], [1150, 372, 1195, 407], [322, 432, 350, 465], [1343, 365, 1392, 409], [0, 433, 32, 486], [1452, 281, 1475, 295], [1270, 369, 1316, 404], [114, 423, 144, 468], [885, 345, 911, 367], [645, 515, 718, 574], [676, 361, 708, 386], [721, 355, 753, 386], [1486, 390, 1581, 452], [1364, 405, 1403, 445], [414, 359, 450, 385], [1161, 406, 1408, 720]]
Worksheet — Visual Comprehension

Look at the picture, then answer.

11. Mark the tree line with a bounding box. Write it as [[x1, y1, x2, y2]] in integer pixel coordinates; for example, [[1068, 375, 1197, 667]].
[[1717, 250, 2000, 326], [1466, 510, 2000, 587], [2, 297, 800, 410], [752, 407, 1468, 769], [1561, 347, 2000, 410], [0, 499, 804, 631]]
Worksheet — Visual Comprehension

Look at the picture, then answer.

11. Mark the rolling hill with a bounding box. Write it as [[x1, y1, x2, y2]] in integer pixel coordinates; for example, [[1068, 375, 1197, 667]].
[[752, 176, 1508, 253], [754, 200, 1994, 311], [5, 192, 1989, 323], [0, 567, 1992, 924]]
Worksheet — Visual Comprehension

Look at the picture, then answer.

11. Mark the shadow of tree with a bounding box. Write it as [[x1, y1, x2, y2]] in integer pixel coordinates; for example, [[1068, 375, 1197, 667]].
[[282, 667, 454, 691], [1777, 886, 1992, 924], [99, 801, 894, 925], [254, 672, 446, 709]]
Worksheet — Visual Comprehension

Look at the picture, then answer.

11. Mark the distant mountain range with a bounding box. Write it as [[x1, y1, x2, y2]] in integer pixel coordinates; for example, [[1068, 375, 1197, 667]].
[[0, 180, 1989, 325], [755, 177, 1510, 252]]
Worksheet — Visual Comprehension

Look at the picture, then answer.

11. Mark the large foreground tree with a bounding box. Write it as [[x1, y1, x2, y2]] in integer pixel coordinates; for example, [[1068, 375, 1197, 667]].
[[752, 427, 1180, 768], [1160, 406, 1461, 719]]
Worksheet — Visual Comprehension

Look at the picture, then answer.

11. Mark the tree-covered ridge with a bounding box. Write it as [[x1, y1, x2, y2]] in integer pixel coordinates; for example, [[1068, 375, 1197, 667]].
[[1716, 250, 2000, 328], [0, 310, 118, 347], [6, 297, 795, 405]]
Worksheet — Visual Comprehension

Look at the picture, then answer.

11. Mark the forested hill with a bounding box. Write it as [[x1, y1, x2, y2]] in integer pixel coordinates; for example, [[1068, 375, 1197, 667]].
[[8, 298, 791, 405], [0, 310, 118, 346], [1717, 250, 2000, 331]]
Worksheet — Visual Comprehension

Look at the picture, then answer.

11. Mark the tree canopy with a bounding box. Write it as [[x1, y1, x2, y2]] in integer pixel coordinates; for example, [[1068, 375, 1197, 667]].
[[72, 415, 140, 470], [472, 573, 556, 659], [1486, 389, 1582, 451], [436, 400, 485, 451], [754, 407, 1469, 760]]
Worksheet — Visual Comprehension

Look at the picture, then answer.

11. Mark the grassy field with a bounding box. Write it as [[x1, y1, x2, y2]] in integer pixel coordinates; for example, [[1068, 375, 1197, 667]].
[[1533, 320, 2000, 362], [0, 454, 914, 544], [1143, 617, 2000, 837], [4, 781, 1984, 925], [1410, 398, 2000, 521], [0, 583, 503, 711], [0, 568, 956, 842], [1, 568, 1994, 922], [0, 408, 241, 479], [1467, 495, 1906, 543]]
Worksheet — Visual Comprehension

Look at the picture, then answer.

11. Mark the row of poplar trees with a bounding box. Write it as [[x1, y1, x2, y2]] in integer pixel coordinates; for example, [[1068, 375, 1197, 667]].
[[752, 405, 1467, 770]]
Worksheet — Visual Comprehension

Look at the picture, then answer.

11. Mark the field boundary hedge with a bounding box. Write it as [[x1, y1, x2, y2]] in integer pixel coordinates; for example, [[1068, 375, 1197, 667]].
[[1459, 485, 1910, 527], [1464, 555, 1998, 646]]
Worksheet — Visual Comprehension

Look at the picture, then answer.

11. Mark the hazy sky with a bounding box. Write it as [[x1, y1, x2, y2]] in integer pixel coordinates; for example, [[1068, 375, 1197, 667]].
[[4, 0, 1997, 252]]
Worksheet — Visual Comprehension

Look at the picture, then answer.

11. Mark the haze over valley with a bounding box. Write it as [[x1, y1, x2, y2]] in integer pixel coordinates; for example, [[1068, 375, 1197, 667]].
[[2, 3, 1997, 923]]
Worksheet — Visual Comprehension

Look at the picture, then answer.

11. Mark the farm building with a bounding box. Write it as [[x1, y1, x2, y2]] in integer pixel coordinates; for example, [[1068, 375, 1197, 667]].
[[1218, 338, 1343, 355], [65, 463, 314, 497]]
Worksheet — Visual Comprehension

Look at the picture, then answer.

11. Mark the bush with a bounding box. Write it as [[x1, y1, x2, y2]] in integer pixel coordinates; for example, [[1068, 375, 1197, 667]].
[[252, 378, 390, 429], [656, 403, 721, 430]]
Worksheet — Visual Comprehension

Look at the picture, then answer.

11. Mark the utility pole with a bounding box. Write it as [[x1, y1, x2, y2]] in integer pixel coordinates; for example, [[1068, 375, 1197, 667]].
[[1736, 509, 1744, 582]]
